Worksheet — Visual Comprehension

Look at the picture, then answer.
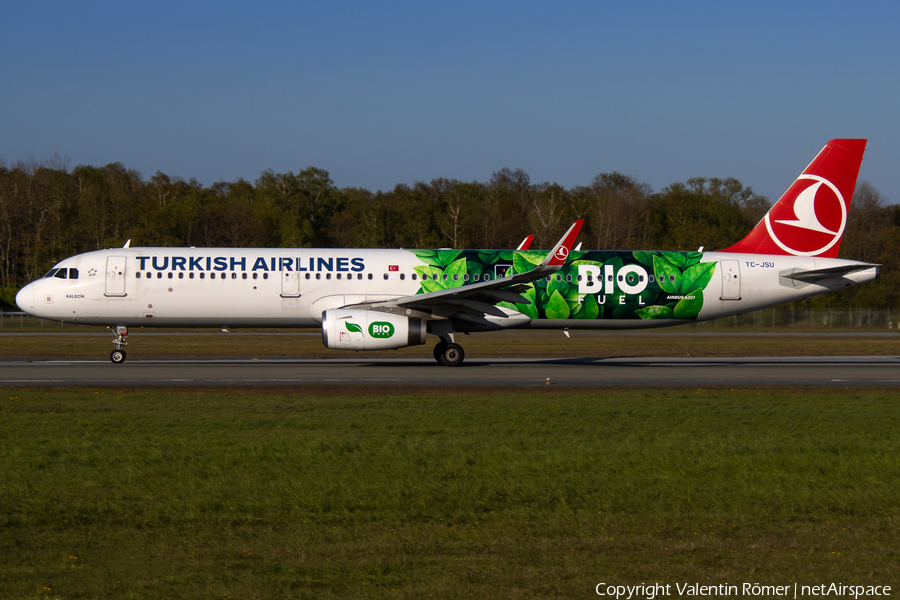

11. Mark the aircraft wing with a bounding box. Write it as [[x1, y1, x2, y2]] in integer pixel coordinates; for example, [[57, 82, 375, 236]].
[[345, 220, 583, 321]]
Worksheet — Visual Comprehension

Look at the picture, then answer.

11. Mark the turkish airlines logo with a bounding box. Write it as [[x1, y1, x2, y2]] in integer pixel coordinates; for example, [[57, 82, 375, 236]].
[[554, 246, 569, 261], [764, 175, 847, 256]]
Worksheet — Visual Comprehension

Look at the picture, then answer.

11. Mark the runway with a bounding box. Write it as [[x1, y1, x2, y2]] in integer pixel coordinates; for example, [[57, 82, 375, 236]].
[[2, 356, 900, 386]]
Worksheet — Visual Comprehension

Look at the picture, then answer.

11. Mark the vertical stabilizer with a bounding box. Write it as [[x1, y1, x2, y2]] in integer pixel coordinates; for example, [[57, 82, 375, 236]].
[[720, 139, 866, 257]]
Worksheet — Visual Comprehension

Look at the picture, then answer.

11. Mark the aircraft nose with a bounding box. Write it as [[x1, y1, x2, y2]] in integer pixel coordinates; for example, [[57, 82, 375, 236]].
[[15, 283, 34, 312]]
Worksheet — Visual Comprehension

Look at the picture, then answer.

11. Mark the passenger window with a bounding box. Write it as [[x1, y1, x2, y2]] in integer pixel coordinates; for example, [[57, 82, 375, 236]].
[[211, 273, 216, 279], [464, 274, 469, 281], [452, 274, 458, 281], [336, 273, 342, 280], [190, 272, 195, 279], [357, 274, 362, 280], [178, 272, 184, 279], [383, 273, 389, 280], [326, 273, 331, 280], [565, 275, 571, 282], [412, 274, 417, 281], [368, 273, 373, 280], [484, 274, 491, 281], [232, 273, 237, 279], [242, 273, 247, 280], [54, 269, 67, 279], [135, 272, 141, 279], [474, 274, 480, 281], [168, 272, 174, 279], [316, 273, 321, 280], [400, 273, 405, 280], [263, 273, 268, 279], [157, 272, 163, 279], [200, 272, 205, 280]]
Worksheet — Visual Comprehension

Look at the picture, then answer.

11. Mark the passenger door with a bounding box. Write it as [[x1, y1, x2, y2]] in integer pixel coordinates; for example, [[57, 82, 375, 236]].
[[719, 259, 741, 300], [105, 256, 127, 297], [281, 264, 301, 298]]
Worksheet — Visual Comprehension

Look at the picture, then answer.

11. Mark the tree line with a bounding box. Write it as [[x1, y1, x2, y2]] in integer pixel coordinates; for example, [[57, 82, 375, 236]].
[[1, 158, 897, 310]]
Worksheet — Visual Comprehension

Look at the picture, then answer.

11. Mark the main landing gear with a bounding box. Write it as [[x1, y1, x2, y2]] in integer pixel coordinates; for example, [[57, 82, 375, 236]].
[[109, 325, 128, 364], [433, 340, 465, 366]]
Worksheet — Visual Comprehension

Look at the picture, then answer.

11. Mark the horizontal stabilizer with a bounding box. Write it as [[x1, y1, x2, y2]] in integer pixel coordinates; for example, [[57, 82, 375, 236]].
[[782, 263, 879, 283]]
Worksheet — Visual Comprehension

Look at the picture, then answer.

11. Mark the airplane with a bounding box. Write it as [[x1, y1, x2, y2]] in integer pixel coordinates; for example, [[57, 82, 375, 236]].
[[15, 139, 879, 366]]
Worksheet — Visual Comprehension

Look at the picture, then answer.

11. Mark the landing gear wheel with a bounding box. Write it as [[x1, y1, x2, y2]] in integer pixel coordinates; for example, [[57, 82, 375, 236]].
[[437, 343, 465, 367], [110, 349, 127, 364], [433, 341, 448, 364]]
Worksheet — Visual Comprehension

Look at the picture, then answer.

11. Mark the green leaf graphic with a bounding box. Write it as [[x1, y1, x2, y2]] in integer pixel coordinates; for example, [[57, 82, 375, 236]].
[[436, 249, 462, 266], [444, 258, 468, 288], [612, 299, 636, 319], [345, 322, 362, 333], [679, 261, 717, 295], [478, 251, 499, 265], [661, 252, 687, 269], [633, 251, 657, 267], [409, 249, 441, 266], [653, 255, 680, 294], [413, 265, 446, 293], [683, 252, 704, 268], [512, 284, 539, 319], [673, 290, 703, 319], [635, 305, 674, 320], [574, 293, 600, 319], [513, 251, 543, 275], [466, 260, 484, 278], [545, 290, 571, 320], [547, 275, 569, 298]]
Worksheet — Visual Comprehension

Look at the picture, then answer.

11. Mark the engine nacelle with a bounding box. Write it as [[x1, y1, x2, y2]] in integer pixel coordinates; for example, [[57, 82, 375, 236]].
[[321, 309, 426, 350]]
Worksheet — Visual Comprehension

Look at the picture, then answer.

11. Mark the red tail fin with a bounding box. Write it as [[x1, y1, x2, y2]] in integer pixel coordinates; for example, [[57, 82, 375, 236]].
[[720, 139, 866, 257]]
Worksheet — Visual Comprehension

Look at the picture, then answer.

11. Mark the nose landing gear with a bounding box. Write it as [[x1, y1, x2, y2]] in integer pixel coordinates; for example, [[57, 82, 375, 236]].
[[109, 325, 128, 364]]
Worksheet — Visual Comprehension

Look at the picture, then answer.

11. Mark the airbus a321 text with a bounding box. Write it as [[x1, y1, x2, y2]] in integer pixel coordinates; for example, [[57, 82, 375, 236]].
[[16, 139, 879, 366]]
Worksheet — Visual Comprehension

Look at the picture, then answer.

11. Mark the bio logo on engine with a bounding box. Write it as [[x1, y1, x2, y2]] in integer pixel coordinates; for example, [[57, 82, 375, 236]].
[[369, 322, 395, 338]]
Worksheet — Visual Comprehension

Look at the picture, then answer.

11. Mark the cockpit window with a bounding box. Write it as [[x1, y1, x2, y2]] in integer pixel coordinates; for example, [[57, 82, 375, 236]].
[[54, 269, 68, 279], [44, 268, 59, 278], [68, 268, 79, 280]]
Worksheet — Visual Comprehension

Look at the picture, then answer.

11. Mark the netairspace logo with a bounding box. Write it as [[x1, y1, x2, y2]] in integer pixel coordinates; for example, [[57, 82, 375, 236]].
[[595, 582, 892, 599]]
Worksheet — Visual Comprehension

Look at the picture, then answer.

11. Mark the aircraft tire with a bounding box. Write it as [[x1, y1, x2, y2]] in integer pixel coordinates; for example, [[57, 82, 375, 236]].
[[438, 343, 465, 367], [433, 341, 448, 364], [110, 350, 127, 364]]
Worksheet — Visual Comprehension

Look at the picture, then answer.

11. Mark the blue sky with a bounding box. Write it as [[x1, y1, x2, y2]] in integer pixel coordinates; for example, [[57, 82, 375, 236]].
[[2, 1, 898, 204]]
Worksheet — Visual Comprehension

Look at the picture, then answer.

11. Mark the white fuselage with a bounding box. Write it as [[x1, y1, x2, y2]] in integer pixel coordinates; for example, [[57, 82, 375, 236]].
[[15, 247, 879, 330]]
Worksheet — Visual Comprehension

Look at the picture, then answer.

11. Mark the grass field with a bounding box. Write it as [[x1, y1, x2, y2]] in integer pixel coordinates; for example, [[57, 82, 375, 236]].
[[1, 386, 898, 599]]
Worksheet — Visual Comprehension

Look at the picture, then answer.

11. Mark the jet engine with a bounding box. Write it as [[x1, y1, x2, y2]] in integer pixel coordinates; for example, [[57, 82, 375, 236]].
[[321, 309, 426, 350]]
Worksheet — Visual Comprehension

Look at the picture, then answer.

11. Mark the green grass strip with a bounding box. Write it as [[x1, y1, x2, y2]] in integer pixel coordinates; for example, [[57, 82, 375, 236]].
[[1, 386, 897, 598]]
